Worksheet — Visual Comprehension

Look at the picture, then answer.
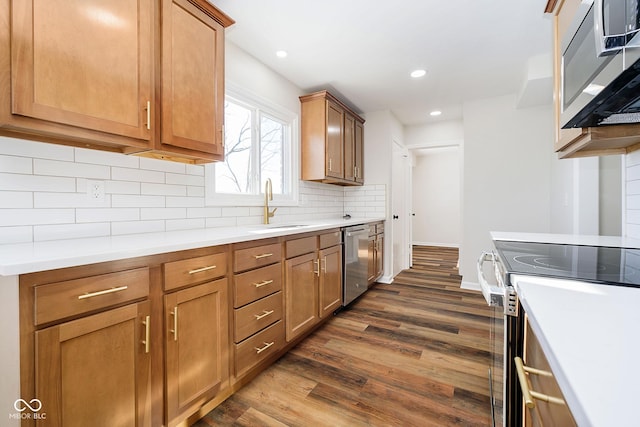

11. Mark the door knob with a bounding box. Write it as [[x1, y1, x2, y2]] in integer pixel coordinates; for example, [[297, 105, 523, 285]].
[[393, 215, 399, 219]]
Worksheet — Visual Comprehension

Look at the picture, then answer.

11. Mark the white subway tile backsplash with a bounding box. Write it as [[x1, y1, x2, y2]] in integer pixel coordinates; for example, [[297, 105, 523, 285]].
[[166, 172, 205, 186], [166, 218, 205, 231], [0, 173, 76, 192], [112, 167, 164, 183], [0, 138, 386, 242], [166, 196, 205, 208], [112, 220, 165, 236], [112, 195, 164, 208], [0, 191, 33, 208], [0, 209, 75, 226], [0, 136, 74, 161], [34, 159, 110, 179], [34, 223, 111, 242], [0, 226, 32, 244], [74, 147, 140, 168], [141, 182, 187, 196], [140, 157, 186, 174], [76, 208, 139, 223], [141, 207, 186, 220], [0, 155, 32, 174], [34, 192, 110, 208]]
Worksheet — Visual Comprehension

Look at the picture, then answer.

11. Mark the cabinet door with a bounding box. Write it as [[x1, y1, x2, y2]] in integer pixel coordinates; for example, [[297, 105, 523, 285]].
[[326, 100, 344, 179], [523, 316, 577, 427], [165, 278, 229, 424], [35, 302, 152, 427], [354, 120, 364, 183], [161, 0, 225, 158], [285, 252, 320, 341], [11, 0, 153, 141], [319, 245, 342, 318], [343, 113, 355, 181]]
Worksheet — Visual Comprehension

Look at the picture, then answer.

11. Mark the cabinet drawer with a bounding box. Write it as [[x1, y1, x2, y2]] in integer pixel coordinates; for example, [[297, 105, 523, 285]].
[[234, 263, 282, 308], [234, 292, 283, 342], [319, 230, 341, 249], [164, 252, 227, 291], [234, 243, 281, 272], [34, 267, 149, 326], [285, 236, 317, 258], [234, 320, 285, 378]]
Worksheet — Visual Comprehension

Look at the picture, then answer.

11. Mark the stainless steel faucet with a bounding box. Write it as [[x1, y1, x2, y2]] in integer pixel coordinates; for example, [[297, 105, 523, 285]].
[[263, 178, 277, 224]]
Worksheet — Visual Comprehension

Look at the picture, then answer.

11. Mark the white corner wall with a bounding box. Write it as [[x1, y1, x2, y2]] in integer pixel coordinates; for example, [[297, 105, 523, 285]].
[[459, 95, 554, 285], [412, 148, 460, 247]]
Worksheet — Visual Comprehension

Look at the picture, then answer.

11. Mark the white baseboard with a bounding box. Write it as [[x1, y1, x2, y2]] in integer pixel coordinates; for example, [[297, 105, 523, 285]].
[[461, 281, 481, 291], [378, 274, 394, 284], [412, 241, 459, 248]]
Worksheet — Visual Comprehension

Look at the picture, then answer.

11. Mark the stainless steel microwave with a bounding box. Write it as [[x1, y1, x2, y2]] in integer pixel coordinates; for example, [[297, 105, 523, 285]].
[[561, 0, 640, 128]]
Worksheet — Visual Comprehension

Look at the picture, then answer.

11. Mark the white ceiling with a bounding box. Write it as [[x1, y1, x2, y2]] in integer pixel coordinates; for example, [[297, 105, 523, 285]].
[[213, 0, 553, 125]]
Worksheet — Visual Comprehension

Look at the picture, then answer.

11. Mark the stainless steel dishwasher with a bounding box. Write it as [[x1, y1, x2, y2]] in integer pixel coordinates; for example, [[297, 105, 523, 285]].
[[342, 225, 369, 306]]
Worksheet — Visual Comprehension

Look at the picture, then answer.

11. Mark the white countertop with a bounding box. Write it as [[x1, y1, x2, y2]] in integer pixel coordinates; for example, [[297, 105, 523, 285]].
[[0, 217, 383, 276], [513, 275, 639, 427], [491, 231, 640, 248]]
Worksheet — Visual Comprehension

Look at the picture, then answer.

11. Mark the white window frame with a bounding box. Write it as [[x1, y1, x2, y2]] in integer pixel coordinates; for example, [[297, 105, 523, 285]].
[[205, 84, 299, 207]]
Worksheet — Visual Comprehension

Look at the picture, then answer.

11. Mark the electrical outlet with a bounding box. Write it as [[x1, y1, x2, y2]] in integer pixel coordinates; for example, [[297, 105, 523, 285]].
[[86, 180, 105, 202]]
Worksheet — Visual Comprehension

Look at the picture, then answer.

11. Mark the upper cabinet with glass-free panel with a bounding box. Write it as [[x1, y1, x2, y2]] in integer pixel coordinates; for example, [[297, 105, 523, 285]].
[[300, 90, 365, 186], [1, 0, 233, 163]]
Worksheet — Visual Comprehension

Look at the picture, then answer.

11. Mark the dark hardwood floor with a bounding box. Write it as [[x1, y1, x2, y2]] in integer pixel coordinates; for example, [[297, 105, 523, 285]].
[[195, 246, 492, 426]]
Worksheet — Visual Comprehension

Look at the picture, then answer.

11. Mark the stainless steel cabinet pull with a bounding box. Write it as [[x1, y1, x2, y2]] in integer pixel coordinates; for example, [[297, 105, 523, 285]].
[[253, 279, 274, 288], [514, 357, 566, 408], [188, 265, 216, 274], [142, 315, 150, 353], [254, 309, 274, 320], [255, 341, 274, 354], [78, 286, 128, 300], [254, 253, 273, 260], [328, 158, 332, 172], [170, 307, 178, 342]]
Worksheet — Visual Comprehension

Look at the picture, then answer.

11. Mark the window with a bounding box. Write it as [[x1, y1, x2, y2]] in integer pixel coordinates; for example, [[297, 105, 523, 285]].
[[206, 87, 298, 206]]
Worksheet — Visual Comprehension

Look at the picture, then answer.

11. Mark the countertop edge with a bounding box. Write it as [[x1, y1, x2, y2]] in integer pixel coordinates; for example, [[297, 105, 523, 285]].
[[0, 217, 385, 276]]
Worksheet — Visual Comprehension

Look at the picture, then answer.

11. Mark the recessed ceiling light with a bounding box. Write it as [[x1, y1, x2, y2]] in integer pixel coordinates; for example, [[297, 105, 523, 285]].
[[430, 111, 442, 117], [410, 69, 427, 78], [276, 50, 288, 58]]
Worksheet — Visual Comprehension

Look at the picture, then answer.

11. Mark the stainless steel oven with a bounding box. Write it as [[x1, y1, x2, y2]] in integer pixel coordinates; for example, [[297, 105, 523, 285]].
[[478, 238, 640, 427]]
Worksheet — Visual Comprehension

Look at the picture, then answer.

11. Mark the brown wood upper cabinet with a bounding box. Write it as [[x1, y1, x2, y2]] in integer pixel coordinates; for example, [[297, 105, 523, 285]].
[[545, 0, 640, 158], [300, 90, 365, 185], [2, 0, 233, 164]]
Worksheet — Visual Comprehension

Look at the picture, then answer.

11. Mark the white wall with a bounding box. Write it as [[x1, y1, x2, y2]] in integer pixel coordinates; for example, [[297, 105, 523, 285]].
[[405, 120, 464, 148], [459, 94, 554, 285], [626, 150, 640, 239], [412, 148, 460, 247]]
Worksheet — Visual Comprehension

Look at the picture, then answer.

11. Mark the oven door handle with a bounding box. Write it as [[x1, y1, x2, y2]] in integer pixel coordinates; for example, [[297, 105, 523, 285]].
[[477, 251, 505, 307]]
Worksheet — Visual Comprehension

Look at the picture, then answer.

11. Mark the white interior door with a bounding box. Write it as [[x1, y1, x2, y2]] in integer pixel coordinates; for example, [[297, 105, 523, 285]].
[[392, 143, 410, 277]]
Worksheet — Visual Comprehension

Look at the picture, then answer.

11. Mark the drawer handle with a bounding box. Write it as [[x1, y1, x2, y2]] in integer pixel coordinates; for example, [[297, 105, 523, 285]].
[[313, 259, 320, 276], [170, 307, 178, 342], [254, 309, 275, 320], [253, 279, 274, 288], [514, 357, 566, 408], [254, 253, 273, 260], [188, 265, 217, 274], [78, 286, 128, 300], [141, 315, 150, 354], [255, 341, 274, 354]]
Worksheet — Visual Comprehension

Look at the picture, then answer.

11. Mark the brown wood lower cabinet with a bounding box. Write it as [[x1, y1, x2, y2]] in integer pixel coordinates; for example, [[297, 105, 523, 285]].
[[164, 278, 229, 426], [318, 244, 342, 318], [35, 301, 152, 427], [522, 315, 577, 427], [285, 251, 320, 342]]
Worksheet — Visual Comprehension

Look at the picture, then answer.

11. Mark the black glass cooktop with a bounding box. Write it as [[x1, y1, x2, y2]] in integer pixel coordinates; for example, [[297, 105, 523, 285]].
[[493, 240, 640, 288]]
